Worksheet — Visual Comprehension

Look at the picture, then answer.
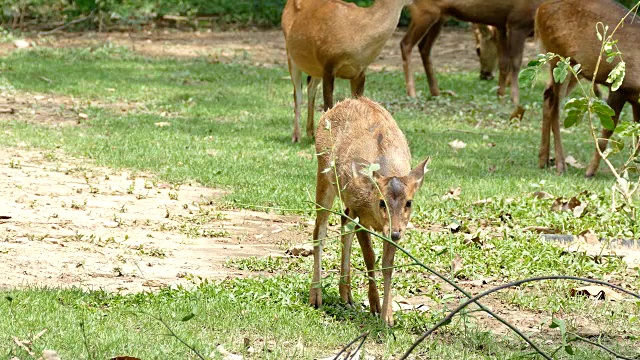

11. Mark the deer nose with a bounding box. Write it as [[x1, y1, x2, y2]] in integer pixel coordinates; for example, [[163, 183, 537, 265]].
[[391, 231, 401, 241]]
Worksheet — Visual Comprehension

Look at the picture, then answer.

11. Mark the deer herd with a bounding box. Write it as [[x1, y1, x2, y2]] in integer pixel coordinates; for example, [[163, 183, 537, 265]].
[[281, 0, 639, 326]]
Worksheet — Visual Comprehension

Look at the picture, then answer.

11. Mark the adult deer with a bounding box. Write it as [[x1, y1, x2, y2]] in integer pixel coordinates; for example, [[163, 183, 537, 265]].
[[400, 0, 542, 105], [536, 0, 640, 176], [282, 0, 411, 143], [472, 23, 499, 81], [312, 97, 430, 326]]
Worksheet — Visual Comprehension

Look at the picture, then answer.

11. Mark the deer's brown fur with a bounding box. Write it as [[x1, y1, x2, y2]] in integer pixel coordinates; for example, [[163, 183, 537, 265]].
[[281, 0, 410, 143], [536, 0, 640, 176], [312, 97, 429, 326], [400, 0, 542, 104], [472, 23, 499, 81]]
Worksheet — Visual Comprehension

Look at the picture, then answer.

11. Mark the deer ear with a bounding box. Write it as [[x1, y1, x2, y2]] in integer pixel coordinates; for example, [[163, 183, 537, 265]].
[[351, 159, 381, 187], [409, 157, 431, 189]]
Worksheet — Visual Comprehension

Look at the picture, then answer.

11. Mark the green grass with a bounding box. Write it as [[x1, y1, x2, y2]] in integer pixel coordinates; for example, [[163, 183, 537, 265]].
[[0, 44, 639, 358]]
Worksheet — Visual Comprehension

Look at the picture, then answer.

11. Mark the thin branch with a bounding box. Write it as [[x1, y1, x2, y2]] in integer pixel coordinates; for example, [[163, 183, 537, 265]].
[[38, 9, 97, 36], [399, 276, 640, 359], [332, 331, 369, 360], [570, 333, 637, 360], [138, 312, 206, 360]]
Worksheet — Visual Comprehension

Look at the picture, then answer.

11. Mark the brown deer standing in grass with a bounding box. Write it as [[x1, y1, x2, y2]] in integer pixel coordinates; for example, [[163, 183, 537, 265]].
[[536, 0, 640, 176], [281, 0, 411, 143], [312, 97, 430, 326], [400, 0, 543, 105]]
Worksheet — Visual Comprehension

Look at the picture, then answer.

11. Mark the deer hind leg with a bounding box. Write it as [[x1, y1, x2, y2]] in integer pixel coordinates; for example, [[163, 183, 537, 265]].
[[496, 26, 510, 100], [306, 76, 321, 139], [356, 230, 381, 315], [400, 9, 439, 97], [505, 25, 528, 106], [632, 100, 640, 156], [540, 73, 561, 170], [310, 173, 336, 308], [288, 58, 303, 143], [322, 66, 336, 112], [339, 208, 355, 306], [586, 91, 627, 177], [350, 72, 366, 98], [380, 240, 398, 326], [418, 18, 444, 97]]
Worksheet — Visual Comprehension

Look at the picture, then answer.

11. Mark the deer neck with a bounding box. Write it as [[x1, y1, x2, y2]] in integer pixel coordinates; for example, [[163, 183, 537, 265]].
[[367, 0, 408, 34]]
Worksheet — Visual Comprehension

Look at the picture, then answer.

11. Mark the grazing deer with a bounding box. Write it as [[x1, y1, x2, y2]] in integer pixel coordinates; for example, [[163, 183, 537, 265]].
[[472, 23, 499, 81], [312, 97, 430, 326], [536, 0, 640, 176], [281, 0, 411, 143], [400, 0, 542, 105]]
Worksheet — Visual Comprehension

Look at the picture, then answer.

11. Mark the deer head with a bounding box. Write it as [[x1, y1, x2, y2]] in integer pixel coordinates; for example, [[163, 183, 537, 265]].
[[351, 157, 430, 241]]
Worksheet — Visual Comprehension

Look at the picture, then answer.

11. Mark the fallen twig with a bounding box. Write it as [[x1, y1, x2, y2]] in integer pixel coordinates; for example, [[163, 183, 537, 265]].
[[38, 10, 96, 36]]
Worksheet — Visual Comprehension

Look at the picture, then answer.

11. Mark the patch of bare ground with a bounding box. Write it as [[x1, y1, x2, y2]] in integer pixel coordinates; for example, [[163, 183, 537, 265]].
[[0, 146, 309, 293], [6, 27, 539, 74], [0, 91, 146, 127]]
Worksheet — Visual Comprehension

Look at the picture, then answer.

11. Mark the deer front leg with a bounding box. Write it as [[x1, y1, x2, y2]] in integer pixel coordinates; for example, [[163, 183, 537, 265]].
[[380, 240, 397, 326], [339, 208, 355, 306], [310, 176, 336, 308], [356, 231, 381, 315], [586, 91, 626, 177], [288, 57, 303, 143]]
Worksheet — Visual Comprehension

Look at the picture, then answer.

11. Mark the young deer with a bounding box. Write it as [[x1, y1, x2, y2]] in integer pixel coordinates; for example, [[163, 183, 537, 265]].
[[401, 0, 542, 105], [281, 0, 411, 143], [312, 97, 430, 326], [536, 0, 640, 176]]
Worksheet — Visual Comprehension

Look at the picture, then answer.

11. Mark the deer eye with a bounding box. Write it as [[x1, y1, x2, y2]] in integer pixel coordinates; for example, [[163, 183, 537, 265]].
[[379, 200, 386, 209], [406, 200, 413, 208]]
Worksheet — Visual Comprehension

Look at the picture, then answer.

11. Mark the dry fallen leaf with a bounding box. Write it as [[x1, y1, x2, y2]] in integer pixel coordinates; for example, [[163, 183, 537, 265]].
[[215, 344, 243, 360], [452, 254, 464, 278], [565, 155, 586, 169], [578, 230, 600, 245], [154, 121, 171, 127], [14, 39, 30, 49], [448, 139, 466, 150], [78, 113, 88, 120], [285, 243, 314, 257], [473, 198, 493, 205], [442, 187, 461, 200], [533, 190, 555, 200], [570, 285, 624, 302]]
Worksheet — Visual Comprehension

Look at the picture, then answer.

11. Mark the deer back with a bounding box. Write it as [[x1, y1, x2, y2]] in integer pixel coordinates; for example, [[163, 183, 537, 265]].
[[536, 0, 640, 91], [316, 98, 411, 204]]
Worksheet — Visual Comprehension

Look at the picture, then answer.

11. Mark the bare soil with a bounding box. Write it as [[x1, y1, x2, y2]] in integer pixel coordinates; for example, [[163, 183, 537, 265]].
[[0, 146, 309, 293], [4, 27, 539, 75]]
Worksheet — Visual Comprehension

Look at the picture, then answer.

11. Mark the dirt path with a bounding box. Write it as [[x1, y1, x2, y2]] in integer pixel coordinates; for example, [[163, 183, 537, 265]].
[[0, 146, 309, 293], [4, 27, 539, 75]]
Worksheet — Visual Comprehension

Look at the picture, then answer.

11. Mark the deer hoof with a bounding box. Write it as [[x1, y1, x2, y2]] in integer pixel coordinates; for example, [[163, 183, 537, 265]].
[[381, 309, 394, 327], [309, 287, 322, 308]]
